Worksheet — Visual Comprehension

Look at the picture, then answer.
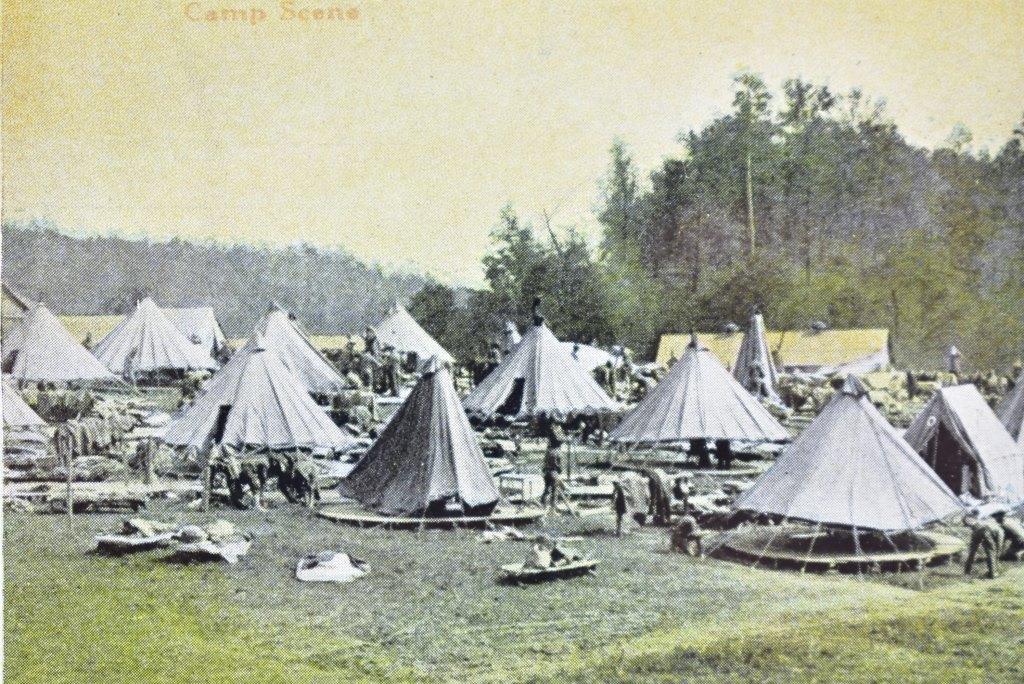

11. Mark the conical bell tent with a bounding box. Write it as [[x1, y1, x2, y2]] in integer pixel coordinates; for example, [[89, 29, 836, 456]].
[[249, 305, 346, 395], [92, 297, 217, 375], [372, 303, 454, 366], [162, 333, 357, 452], [734, 375, 965, 531], [904, 384, 1024, 503], [609, 332, 789, 446], [463, 318, 620, 422], [2, 379, 45, 427], [1, 303, 117, 383], [996, 372, 1024, 445], [339, 357, 499, 517], [733, 308, 781, 405], [502, 320, 522, 354]]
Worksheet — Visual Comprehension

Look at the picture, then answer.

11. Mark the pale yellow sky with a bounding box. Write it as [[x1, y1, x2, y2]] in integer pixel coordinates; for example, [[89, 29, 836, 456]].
[[3, 0, 1023, 284]]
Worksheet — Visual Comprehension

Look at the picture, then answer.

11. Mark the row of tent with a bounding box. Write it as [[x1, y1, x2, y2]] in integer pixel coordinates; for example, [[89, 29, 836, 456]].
[[6, 295, 1024, 528], [0, 299, 457, 383]]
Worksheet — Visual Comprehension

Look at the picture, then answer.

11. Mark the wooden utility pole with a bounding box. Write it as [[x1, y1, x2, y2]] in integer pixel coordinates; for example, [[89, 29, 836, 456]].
[[745, 151, 756, 254]]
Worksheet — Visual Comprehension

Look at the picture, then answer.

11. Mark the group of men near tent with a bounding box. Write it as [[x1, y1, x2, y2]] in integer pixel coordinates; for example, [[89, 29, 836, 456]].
[[963, 511, 1024, 579]]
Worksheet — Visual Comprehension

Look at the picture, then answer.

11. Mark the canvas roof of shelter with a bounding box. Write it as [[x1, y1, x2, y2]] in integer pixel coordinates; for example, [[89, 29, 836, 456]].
[[733, 311, 781, 404], [161, 336, 357, 452], [249, 308, 347, 395], [463, 321, 620, 421], [339, 357, 498, 516], [372, 304, 454, 364], [733, 375, 965, 531], [91, 298, 216, 374], [656, 328, 890, 370], [2, 378, 45, 427], [2, 304, 117, 383], [163, 307, 227, 352], [904, 384, 1024, 503], [997, 372, 1024, 444], [608, 333, 789, 445]]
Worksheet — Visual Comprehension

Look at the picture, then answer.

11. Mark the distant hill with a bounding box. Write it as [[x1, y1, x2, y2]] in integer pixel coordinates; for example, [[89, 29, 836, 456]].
[[1, 222, 429, 336]]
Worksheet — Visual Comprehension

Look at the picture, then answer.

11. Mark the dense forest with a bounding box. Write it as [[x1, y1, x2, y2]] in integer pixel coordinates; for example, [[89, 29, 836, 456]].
[[412, 74, 1024, 371], [4, 73, 1023, 370], [1, 224, 427, 336]]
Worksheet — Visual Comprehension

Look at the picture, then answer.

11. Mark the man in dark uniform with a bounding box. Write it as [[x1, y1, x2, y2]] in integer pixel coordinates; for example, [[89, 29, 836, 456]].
[[364, 326, 378, 357], [690, 438, 711, 469], [381, 345, 401, 397], [964, 515, 1004, 579], [611, 480, 628, 536], [358, 349, 379, 392], [540, 419, 565, 508], [993, 511, 1024, 561], [671, 506, 703, 556], [715, 439, 733, 470]]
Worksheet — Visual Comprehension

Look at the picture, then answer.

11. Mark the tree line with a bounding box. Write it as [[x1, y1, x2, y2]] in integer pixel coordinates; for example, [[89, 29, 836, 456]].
[[412, 74, 1024, 372], [1, 222, 427, 337]]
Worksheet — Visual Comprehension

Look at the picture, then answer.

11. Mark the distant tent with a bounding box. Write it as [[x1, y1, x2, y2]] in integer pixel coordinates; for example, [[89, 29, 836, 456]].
[[904, 385, 1024, 503], [733, 309, 781, 405], [372, 304, 454, 366], [1, 303, 117, 383], [92, 298, 217, 375], [996, 373, 1024, 444], [249, 306, 346, 395], [502, 320, 521, 355], [608, 332, 789, 445], [1, 280, 31, 335], [163, 307, 227, 356], [162, 334, 357, 452], [339, 357, 499, 516], [2, 379, 45, 427], [564, 342, 619, 373], [734, 375, 964, 531], [463, 321, 620, 422]]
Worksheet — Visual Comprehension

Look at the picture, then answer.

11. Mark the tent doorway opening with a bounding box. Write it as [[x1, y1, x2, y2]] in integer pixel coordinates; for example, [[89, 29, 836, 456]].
[[212, 405, 232, 444], [496, 378, 525, 417], [924, 422, 979, 497]]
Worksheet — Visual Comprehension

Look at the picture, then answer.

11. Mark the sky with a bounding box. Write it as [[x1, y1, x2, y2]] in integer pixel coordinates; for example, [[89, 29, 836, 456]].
[[3, 0, 1023, 285]]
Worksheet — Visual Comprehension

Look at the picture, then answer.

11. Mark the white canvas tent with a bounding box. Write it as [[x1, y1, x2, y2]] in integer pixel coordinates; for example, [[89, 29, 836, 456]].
[[371, 304, 454, 366], [904, 384, 1024, 503], [734, 375, 965, 531], [162, 334, 357, 452], [163, 307, 227, 356], [1, 303, 117, 383], [463, 320, 619, 421], [250, 306, 347, 395], [733, 310, 782, 405], [2, 379, 45, 427], [608, 333, 789, 445], [92, 298, 216, 375], [996, 372, 1024, 445], [339, 357, 499, 516], [564, 342, 620, 372], [502, 320, 522, 355]]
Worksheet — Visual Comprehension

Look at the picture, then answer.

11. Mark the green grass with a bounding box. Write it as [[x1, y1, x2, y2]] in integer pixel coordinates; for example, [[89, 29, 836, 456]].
[[5, 505, 1024, 683], [525, 581, 1024, 683]]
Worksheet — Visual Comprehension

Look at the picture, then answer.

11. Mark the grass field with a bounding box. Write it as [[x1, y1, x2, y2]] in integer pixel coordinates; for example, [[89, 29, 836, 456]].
[[5, 503, 1024, 683]]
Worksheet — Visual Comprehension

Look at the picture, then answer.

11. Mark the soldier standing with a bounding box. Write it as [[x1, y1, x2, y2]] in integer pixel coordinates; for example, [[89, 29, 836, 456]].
[[540, 419, 565, 508], [964, 515, 1004, 579]]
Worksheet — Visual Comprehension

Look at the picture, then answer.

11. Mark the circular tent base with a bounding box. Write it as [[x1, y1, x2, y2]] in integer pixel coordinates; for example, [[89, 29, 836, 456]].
[[716, 525, 964, 574], [608, 460, 763, 478], [317, 506, 545, 530]]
